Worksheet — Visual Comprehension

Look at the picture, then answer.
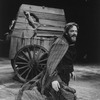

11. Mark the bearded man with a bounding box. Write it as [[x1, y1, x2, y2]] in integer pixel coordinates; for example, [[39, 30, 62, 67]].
[[16, 22, 79, 100]]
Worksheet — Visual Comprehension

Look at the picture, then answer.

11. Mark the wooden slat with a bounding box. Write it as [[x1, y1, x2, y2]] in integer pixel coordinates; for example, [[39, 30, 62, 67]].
[[14, 22, 64, 31], [9, 37, 18, 59], [9, 37, 35, 59], [20, 4, 65, 15], [16, 17, 66, 27], [37, 30, 63, 36], [18, 10, 66, 22], [11, 29, 62, 38], [16, 17, 28, 23]]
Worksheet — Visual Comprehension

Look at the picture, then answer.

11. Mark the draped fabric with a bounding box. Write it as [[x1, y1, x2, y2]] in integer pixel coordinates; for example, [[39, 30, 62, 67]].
[[47, 36, 69, 75], [41, 36, 69, 93]]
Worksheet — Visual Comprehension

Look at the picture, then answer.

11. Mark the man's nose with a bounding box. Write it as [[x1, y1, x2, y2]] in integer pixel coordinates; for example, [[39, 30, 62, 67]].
[[73, 31, 77, 35]]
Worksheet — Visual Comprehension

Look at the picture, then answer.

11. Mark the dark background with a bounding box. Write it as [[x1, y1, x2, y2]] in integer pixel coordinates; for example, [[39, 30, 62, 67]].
[[0, 0, 100, 64]]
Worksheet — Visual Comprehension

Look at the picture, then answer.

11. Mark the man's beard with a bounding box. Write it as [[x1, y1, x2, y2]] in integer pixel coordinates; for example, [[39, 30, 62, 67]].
[[71, 35, 77, 42], [63, 34, 77, 44]]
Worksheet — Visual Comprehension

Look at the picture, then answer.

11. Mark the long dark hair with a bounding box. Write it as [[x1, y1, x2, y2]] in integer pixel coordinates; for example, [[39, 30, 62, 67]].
[[64, 22, 79, 34]]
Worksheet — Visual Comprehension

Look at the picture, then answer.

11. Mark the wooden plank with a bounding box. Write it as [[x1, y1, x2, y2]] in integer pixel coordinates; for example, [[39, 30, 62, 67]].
[[16, 17, 66, 27], [37, 30, 63, 36], [18, 10, 66, 22], [9, 37, 18, 59], [14, 22, 64, 31], [11, 29, 36, 38], [11, 29, 62, 38], [20, 4, 65, 15], [9, 37, 36, 59], [16, 17, 28, 23]]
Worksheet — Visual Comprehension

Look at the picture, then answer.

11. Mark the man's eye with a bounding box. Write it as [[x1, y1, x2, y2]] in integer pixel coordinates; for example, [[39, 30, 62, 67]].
[[70, 30, 77, 32], [69, 30, 74, 32], [75, 30, 78, 32]]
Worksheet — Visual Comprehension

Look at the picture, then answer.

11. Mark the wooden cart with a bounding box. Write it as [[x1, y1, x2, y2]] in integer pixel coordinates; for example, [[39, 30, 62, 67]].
[[9, 4, 66, 82]]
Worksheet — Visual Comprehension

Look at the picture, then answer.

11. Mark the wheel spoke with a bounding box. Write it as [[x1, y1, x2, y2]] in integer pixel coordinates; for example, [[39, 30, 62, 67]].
[[37, 48, 42, 58], [27, 47, 32, 59], [17, 56, 28, 62], [38, 65, 45, 72], [39, 58, 48, 63], [21, 51, 30, 61], [15, 61, 28, 65], [25, 68, 32, 80], [33, 46, 36, 60], [31, 69, 34, 79], [16, 65, 28, 70], [30, 51, 33, 59], [20, 68, 29, 76]]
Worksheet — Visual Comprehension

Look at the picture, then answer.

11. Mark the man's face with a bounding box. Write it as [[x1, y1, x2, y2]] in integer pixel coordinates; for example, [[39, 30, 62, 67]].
[[67, 25, 78, 42]]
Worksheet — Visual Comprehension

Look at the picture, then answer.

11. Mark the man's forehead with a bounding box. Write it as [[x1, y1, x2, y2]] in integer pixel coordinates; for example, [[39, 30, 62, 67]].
[[70, 26, 78, 30]]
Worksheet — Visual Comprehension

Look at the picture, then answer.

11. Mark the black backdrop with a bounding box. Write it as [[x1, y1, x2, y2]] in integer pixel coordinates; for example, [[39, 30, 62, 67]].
[[0, 0, 100, 64]]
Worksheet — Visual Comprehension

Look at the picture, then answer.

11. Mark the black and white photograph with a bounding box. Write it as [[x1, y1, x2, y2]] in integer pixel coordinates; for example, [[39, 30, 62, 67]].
[[0, 0, 100, 100]]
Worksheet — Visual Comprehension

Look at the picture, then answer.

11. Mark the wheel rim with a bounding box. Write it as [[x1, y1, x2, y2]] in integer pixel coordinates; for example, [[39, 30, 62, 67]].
[[13, 45, 48, 82]]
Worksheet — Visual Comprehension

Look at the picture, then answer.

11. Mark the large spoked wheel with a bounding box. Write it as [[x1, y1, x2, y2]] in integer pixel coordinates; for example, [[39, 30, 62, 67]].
[[13, 45, 48, 82]]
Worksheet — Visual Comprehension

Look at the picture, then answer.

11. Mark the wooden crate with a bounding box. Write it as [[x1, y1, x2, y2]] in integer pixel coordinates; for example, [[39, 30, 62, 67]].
[[9, 4, 66, 59]]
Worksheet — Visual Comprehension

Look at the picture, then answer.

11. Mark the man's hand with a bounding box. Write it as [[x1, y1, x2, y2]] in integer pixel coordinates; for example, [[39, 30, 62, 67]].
[[70, 72, 76, 80], [51, 81, 60, 92]]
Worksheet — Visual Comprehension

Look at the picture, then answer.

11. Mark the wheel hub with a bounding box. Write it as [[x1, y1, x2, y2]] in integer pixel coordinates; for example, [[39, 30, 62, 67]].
[[29, 59, 37, 69]]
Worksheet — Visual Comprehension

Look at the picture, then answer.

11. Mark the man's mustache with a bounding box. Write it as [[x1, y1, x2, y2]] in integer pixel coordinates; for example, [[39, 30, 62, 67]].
[[71, 34, 77, 37]]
